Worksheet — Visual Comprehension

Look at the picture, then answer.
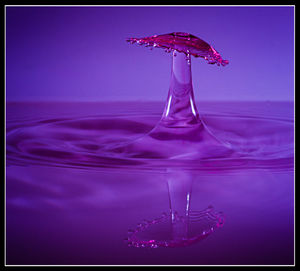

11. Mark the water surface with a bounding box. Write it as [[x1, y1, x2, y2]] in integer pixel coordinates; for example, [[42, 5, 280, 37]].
[[6, 101, 294, 265]]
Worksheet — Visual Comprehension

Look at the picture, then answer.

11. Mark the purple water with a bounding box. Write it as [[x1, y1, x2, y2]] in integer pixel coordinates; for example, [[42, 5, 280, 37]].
[[6, 101, 294, 265], [6, 101, 294, 172], [6, 33, 294, 172], [6, 32, 294, 265]]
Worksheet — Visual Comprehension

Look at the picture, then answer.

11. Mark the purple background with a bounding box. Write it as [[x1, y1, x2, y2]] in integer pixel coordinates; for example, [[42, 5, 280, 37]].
[[6, 6, 294, 102]]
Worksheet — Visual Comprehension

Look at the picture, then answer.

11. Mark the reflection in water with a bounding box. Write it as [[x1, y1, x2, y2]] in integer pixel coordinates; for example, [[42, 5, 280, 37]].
[[6, 102, 294, 263], [126, 170, 225, 248]]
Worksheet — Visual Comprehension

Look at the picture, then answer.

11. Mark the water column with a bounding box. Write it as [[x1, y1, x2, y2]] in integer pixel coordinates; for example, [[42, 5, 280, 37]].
[[161, 50, 201, 127]]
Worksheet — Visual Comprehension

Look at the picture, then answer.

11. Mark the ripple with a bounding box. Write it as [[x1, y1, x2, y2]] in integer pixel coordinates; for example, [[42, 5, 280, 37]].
[[6, 111, 294, 172]]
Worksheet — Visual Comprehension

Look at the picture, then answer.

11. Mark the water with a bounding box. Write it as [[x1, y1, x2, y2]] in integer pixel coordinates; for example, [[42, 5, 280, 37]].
[[6, 33, 294, 172], [6, 101, 294, 265], [5, 33, 294, 265], [6, 101, 294, 172], [127, 32, 229, 66]]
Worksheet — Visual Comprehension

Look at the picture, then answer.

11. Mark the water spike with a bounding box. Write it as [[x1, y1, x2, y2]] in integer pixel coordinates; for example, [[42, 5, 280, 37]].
[[121, 31, 235, 161]]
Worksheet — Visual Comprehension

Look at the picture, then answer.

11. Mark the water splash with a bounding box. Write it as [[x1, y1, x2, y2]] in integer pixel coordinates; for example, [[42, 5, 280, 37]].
[[109, 32, 234, 160], [5, 33, 294, 171], [126, 32, 229, 66]]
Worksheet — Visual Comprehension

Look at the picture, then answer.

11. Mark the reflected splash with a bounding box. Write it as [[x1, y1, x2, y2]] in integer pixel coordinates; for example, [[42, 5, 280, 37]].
[[126, 170, 225, 248], [126, 207, 224, 248]]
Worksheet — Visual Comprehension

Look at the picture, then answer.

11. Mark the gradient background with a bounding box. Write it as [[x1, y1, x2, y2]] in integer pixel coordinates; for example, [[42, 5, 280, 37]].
[[6, 5, 294, 102]]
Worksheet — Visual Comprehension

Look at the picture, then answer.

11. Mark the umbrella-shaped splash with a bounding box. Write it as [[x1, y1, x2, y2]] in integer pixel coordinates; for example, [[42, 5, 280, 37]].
[[107, 32, 234, 161], [126, 32, 229, 66]]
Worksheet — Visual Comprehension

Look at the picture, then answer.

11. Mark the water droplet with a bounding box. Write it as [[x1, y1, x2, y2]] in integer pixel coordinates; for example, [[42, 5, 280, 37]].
[[137, 40, 144, 46], [186, 54, 191, 65]]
